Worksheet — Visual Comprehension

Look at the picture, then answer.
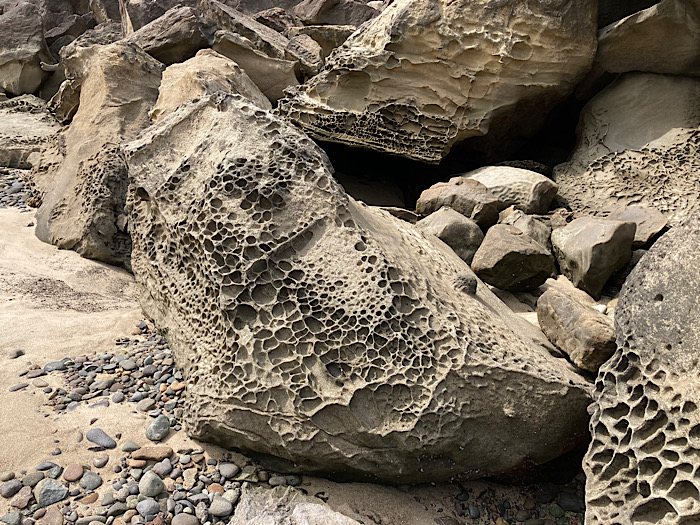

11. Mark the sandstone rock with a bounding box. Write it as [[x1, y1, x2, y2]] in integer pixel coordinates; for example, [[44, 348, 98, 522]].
[[598, 0, 660, 26], [464, 167, 557, 215], [553, 73, 700, 225], [286, 33, 324, 79], [551, 217, 636, 299], [231, 484, 361, 525], [584, 208, 700, 524], [471, 225, 554, 293], [415, 207, 483, 265], [150, 49, 271, 123], [537, 288, 616, 372], [277, 0, 597, 163], [123, 6, 215, 65], [0, 1, 51, 95], [286, 25, 355, 60], [119, 0, 198, 33], [292, 0, 378, 27], [89, 0, 121, 24], [252, 7, 303, 34], [35, 42, 162, 268], [501, 210, 552, 251], [608, 205, 668, 248], [416, 178, 501, 230], [597, 0, 700, 76], [215, 0, 302, 16], [333, 173, 404, 207], [124, 92, 591, 483], [0, 96, 61, 169]]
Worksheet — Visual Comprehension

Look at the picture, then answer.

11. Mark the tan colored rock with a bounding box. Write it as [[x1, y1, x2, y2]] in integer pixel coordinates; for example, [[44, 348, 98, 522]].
[[501, 210, 552, 251], [131, 446, 173, 461], [277, 0, 597, 163], [597, 0, 700, 76], [34, 42, 163, 269], [415, 207, 483, 265], [0, 96, 61, 169], [124, 93, 591, 484], [608, 205, 668, 248], [286, 25, 356, 60], [416, 177, 501, 230], [292, 0, 378, 27], [150, 50, 270, 123], [553, 73, 700, 225]]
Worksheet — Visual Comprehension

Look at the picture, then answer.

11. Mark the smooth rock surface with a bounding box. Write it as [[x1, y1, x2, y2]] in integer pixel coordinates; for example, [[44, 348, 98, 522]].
[[415, 207, 483, 265], [501, 210, 552, 251], [464, 167, 558, 215], [608, 205, 667, 248], [416, 178, 501, 230]]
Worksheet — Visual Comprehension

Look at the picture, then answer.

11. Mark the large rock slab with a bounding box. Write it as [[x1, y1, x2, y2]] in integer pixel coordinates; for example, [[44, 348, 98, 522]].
[[584, 208, 700, 524], [553, 73, 700, 225], [124, 92, 591, 484], [597, 0, 700, 76], [35, 42, 162, 269], [277, 0, 597, 163], [0, 96, 61, 169]]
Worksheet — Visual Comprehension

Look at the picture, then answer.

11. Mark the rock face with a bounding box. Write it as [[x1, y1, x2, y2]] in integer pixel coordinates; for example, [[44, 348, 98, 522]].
[[464, 167, 558, 215], [35, 42, 163, 269], [551, 217, 636, 299], [415, 207, 483, 265], [608, 205, 667, 248], [277, 0, 597, 163], [124, 93, 591, 484], [537, 288, 616, 372], [149, 49, 271, 123], [416, 178, 501, 230], [598, 0, 661, 26], [584, 209, 700, 524], [597, 0, 700, 76], [0, 96, 61, 169], [553, 73, 700, 225]]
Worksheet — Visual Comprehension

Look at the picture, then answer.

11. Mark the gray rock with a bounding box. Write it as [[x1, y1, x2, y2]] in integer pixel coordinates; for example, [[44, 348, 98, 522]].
[[501, 209, 552, 250], [33, 478, 68, 507], [121, 442, 140, 453], [86, 428, 117, 449], [416, 177, 501, 230], [138, 471, 164, 498], [208, 495, 233, 517], [0, 511, 21, 525], [145, 415, 171, 442], [135, 498, 160, 518], [78, 472, 102, 491], [551, 217, 636, 299], [171, 514, 199, 525], [608, 205, 667, 248], [464, 166, 558, 214], [415, 207, 484, 265], [0, 480, 22, 498], [7, 350, 24, 359], [137, 398, 157, 412], [217, 463, 239, 479], [21, 472, 44, 487]]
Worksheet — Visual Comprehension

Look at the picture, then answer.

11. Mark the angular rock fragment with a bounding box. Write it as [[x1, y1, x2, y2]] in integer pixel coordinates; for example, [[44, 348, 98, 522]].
[[471, 225, 554, 293], [150, 50, 271, 123], [0, 96, 61, 169], [464, 167, 558, 215], [278, 0, 597, 163], [501, 210, 552, 251], [584, 208, 700, 524], [119, 0, 198, 33], [537, 288, 616, 372], [551, 217, 636, 299], [416, 178, 501, 230], [608, 205, 667, 248], [252, 7, 303, 34], [415, 207, 483, 265], [292, 0, 378, 27], [286, 25, 355, 60], [124, 92, 591, 483], [553, 73, 700, 224]]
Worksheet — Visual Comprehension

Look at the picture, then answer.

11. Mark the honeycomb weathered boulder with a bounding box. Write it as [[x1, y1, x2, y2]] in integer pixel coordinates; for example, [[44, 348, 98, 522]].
[[0, 96, 61, 169], [124, 92, 592, 483], [597, 0, 700, 76], [149, 49, 271, 123], [416, 178, 501, 230], [35, 42, 163, 269], [584, 208, 700, 524], [551, 217, 636, 299], [537, 288, 616, 372], [553, 73, 700, 225], [471, 224, 554, 293], [277, 0, 597, 163], [464, 166, 558, 215], [608, 205, 668, 248], [415, 207, 483, 265]]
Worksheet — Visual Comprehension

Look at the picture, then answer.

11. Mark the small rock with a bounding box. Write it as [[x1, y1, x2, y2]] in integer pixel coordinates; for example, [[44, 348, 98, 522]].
[[121, 442, 141, 453], [217, 463, 239, 479], [9, 486, 32, 508], [137, 399, 156, 412], [33, 478, 68, 507], [93, 455, 109, 468], [208, 495, 232, 517], [0, 473, 14, 482], [0, 511, 21, 525], [0, 480, 22, 498], [135, 499, 160, 518], [37, 506, 63, 525], [8, 350, 25, 359], [170, 514, 199, 525], [138, 472, 164, 498], [145, 415, 170, 442], [79, 472, 102, 491], [86, 428, 117, 449], [22, 472, 44, 487], [62, 465, 84, 482]]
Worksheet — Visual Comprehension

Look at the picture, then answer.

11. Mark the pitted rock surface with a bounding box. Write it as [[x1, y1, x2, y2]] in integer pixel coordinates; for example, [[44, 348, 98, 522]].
[[124, 93, 591, 483], [584, 208, 700, 524], [277, 0, 597, 163]]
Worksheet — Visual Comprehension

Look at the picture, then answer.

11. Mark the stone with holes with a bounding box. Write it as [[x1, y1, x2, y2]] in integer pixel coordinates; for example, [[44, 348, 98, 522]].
[[584, 207, 700, 524]]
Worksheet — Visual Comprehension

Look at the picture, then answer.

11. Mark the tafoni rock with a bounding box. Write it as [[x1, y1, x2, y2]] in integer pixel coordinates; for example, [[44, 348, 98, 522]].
[[124, 93, 591, 484], [277, 0, 597, 163], [584, 208, 700, 524]]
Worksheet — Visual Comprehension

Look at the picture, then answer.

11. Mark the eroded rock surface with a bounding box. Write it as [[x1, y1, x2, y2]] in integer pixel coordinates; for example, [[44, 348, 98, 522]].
[[124, 93, 591, 483], [0, 96, 61, 169], [277, 0, 597, 163], [584, 208, 700, 524]]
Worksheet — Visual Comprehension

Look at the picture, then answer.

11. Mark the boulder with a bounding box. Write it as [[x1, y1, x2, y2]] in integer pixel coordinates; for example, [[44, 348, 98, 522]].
[[277, 0, 597, 163], [553, 73, 700, 225], [252, 7, 303, 34], [214, 0, 302, 16], [597, 0, 700, 76], [0, 96, 61, 169], [416, 178, 501, 230], [0, 1, 51, 95], [608, 205, 667, 248], [124, 92, 591, 484], [149, 49, 271, 123], [464, 166, 558, 215], [415, 207, 483, 265], [286, 25, 355, 60], [292, 0, 378, 27], [598, 0, 661, 27], [89, 0, 121, 24], [471, 225, 554, 293], [501, 210, 552, 251], [35, 42, 162, 269], [123, 6, 215, 65], [551, 217, 636, 299], [119, 0, 200, 33], [584, 208, 700, 524], [537, 288, 616, 372]]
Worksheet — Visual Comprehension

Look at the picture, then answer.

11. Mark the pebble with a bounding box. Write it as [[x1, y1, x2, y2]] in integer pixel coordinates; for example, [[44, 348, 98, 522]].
[[217, 463, 239, 479], [268, 476, 286, 487], [80, 493, 98, 504], [138, 472, 164, 498], [137, 399, 156, 412], [516, 510, 531, 521], [33, 478, 68, 507], [93, 455, 109, 468], [35, 462, 57, 472], [145, 415, 170, 442], [557, 491, 585, 513], [549, 503, 565, 518], [111, 392, 125, 403], [8, 383, 28, 392], [107, 503, 127, 517], [79, 472, 102, 491], [32, 379, 49, 388], [208, 495, 232, 517], [22, 472, 45, 487], [86, 428, 117, 449], [10, 486, 32, 508], [0, 511, 21, 525], [37, 506, 63, 525], [121, 442, 141, 453], [468, 505, 480, 519], [8, 349, 25, 359], [0, 480, 22, 498], [75, 517, 105, 525], [135, 499, 160, 518], [0, 473, 14, 482], [62, 465, 84, 482]]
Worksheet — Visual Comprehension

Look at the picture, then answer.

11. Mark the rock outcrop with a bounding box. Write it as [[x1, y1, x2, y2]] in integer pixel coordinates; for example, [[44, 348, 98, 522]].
[[124, 93, 591, 484], [35, 42, 163, 269], [553, 73, 700, 225], [292, 0, 378, 27], [584, 208, 700, 524], [277, 0, 597, 163], [0, 96, 61, 169]]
